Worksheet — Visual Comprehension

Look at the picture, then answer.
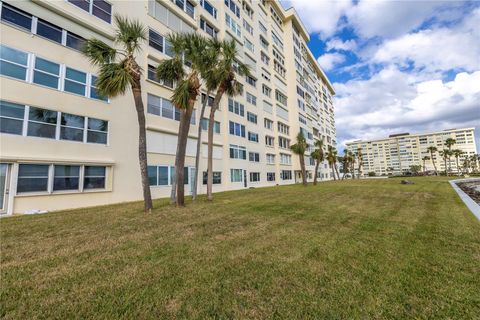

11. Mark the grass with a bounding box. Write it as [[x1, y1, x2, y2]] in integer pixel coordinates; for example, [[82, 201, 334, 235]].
[[1, 177, 479, 319]]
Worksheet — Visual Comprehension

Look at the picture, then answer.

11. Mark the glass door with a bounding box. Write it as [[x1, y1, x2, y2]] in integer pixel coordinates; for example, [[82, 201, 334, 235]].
[[0, 164, 9, 214]]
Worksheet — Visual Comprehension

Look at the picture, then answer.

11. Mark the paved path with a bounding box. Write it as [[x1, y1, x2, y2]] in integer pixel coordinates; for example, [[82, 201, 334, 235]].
[[449, 178, 480, 221]]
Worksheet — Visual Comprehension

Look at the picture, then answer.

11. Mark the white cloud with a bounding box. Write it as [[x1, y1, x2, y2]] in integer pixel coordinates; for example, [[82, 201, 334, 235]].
[[317, 53, 346, 71], [325, 38, 357, 52]]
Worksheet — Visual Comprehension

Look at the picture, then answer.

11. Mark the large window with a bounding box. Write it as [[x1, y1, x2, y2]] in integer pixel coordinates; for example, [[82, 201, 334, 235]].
[[64, 67, 87, 96], [201, 118, 220, 134], [148, 165, 189, 186], [281, 170, 292, 180], [33, 57, 60, 89], [203, 171, 221, 184], [36, 18, 62, 44], [279, 137, 290, 149], [228, 98, 244, 116], [249, 172, 260, 182], [84, 166, 106, 189], [53, 165, 80, 191], [229, 144, 246, 159], [149, 29, 164, 53], [1, 100, 108, 144], [0, 3, 32, 31], [225, 0, 240, 18], [225, 13, 241, 37], [230, 169, 243, 182], [0, 101, 24, 135], [0, 45, 28, 81], [67, 0, 112, 23], [280, 153, 292, 165], [17, 164, 49, 193], [229, 121, 245, 137], [249, 152, 260, 162], [266, 153, 275, 164]]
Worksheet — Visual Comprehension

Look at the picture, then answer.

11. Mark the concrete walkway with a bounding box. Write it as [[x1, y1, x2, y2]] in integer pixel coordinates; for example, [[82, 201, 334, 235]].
[[449, 178, 480, 221]]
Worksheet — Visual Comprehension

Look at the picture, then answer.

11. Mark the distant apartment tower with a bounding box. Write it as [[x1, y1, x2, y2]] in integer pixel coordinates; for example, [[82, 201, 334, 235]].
[[0, 0, 336, 215], [346, 128, 477, 176]]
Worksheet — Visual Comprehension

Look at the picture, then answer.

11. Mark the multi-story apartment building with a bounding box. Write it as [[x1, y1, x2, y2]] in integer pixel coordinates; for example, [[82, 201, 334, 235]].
[[346, 128, 477, 176], [0, 0, 336, 215]]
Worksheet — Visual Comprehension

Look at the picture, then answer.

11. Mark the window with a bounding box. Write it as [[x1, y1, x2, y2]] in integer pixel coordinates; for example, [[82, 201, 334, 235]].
[[243, 19, 253, 35], [64, 67, 87, 96], [0, 45, 28, 80], [225, 13, 241, 37], [200, 0, 217, 18], [231, 169, 243, 182], [264, 118, 273, 130], [277, 122, 289, 135], [200, 118, 221, 134], [17, 164, 49, 193], [27, 107, 57, 139], [174, 0, 195, 18], [225, 0, 240, 18], [262, 84, 271, 97], [247, 112, 257, 124], [228, 98, 244, 116], [148, 93, 192, 123], [36, 18, 62, 43], [275, 90, 287, 106], [261, 51, 270, 65], [33, 57, 60, 89], [203, 171, 221, 184], [281, 170, 292, 180], [274, 60, 286, 77], [66, 31, 86, 51], [267, 172, 275, 181], [60, 112, 84, 142], [1, 3, 32, 31], [249, 172, 260, 182], [266, 153, 275, 164], [53, 165, 80, 191], [148, 165, 169, 186], [246, 92, 256, 105], [149, 29, 164, 53], [244, 38, 254, 52], [265, 135, 274, 147], [229, 121, 245, 137], [201, 93, 215, 107], [68, 0, 112, 23], [248, 131, 259, 142], [0, 101, 24, 135], [246, 75, 256, 87], [148, 64, 173, 88], [249, 152, 260, 162], [280, 153, 292, 165], [258, 21, 267, 34], [229, 144, 246, 159], [271, 31, 283, 50], [84, 166, 106, 189], [89, 76, 108, 101], [87, 118, 108, 144], [279, 137, 290, 149], [200, 19, 217, 38]]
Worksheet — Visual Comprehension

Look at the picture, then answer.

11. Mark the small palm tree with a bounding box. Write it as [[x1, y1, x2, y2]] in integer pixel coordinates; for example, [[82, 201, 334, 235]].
[[326, 146, 338, 181], [426, 146, 438, 175], [291, 132, 309, 186], [310, 139, 325, 185], [444, 138, 456, 174], [348, 150, 355, 179], [156, 33, 211, 207], [340, 149, 350, 180], [439, 149, 451, 175], [82, 15, 152, 213], [356, 148, 364, 179], [204, 39, 250, 201], [421, 156, 430, 175], [452, 149, 463, 175]]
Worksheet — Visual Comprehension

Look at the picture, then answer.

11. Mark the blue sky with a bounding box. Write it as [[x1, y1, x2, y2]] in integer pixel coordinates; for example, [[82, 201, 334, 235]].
[[281, 0, 480, 152]]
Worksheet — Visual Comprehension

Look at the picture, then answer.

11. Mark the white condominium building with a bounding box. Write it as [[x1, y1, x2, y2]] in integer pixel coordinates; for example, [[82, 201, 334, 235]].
[[0, 0, 336, 215], [346, 128, 477, 176]]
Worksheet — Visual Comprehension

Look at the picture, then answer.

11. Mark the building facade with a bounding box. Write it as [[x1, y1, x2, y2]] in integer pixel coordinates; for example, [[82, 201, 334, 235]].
[[346, 128, 477, 176], [0, 0, 336, 215]]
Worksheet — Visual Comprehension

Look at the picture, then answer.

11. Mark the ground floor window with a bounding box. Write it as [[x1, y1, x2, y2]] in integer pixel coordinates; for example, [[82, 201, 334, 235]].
[[280, 170, 292, 180], [267, 172, 275, 181], [249, 172, 260, 182], [231, 169, 243, 182], [148, 165, 189, 186], [17, 164, 49, 193], [203, 171, 221, 185]]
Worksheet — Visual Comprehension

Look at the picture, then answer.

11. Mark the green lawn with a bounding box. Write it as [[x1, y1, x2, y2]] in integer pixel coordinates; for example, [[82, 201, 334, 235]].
[[1, 177, 479, 319]]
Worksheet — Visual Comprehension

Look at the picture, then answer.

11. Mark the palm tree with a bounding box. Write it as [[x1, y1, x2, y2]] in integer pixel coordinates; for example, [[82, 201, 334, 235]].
[[310, 139, 325, 185], [326, 146, 338, 181], [426, 146, 438, 175], [421, 156, 430, 175], [439, 149, 451, 176], [356, 148, 363, 179], [452, 149, 463, 175], [340, 149, 350, 180], [156, 33, 211, 207], [470, 154, 479, 173], [204, 39, 250, 201], [82, 15, 152, 213], [444, 138, 456, 174], [348, 150, 355, 179], [291, 132, 309, 186]]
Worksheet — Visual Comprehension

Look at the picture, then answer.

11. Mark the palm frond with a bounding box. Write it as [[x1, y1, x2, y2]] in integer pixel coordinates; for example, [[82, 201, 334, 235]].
[[171, 78, 191, 110], [83, 39, 117, 66], [114, 14, 146, 53], [156, 58, 185, 83], [94, 61, 132, 97]]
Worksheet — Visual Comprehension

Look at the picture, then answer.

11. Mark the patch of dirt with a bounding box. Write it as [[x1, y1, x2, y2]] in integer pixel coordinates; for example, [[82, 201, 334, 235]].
[[456, 181, 480, 204]]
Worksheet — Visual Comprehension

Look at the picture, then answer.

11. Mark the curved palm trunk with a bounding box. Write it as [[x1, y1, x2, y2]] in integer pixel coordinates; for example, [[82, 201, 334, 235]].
[[192, 94, 209, 200], [430, 151, 438, 175], [300, 154, 307, 186], [357, 162, 362, 179], [443, 158, 447, 176], [423, 160, 426, 174], [351, 162, 355, 179], [175, 107, 194, 207], [313, 160, 319, 185], [330, 164, 336, 181], [455, 157, 460, 176], [334, 162, 340, 180], [131, 85, 153, 213], [207, 88, 225, 201]]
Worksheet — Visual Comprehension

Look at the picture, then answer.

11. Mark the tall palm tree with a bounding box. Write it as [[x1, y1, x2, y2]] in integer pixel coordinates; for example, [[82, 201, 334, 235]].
[[444, 138, 456, 174], [310, 139, 324, 185], [291, 132, 309, 186], [348, 150, 355, 179], [426, 146, 438, 175], [439, 149, 451, 176], [326, 146, 338, 181], [421, 156, 430, 175], [204, 39, 250, 200], [356, 148, 363, 179], [452, 149, 463, 175], [156, 33, 211, 207], [82, 15, 152, 213]]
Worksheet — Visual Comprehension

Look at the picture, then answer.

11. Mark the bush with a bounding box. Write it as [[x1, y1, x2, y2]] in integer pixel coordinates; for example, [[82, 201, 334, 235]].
[[368, 172, 376, 177]]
